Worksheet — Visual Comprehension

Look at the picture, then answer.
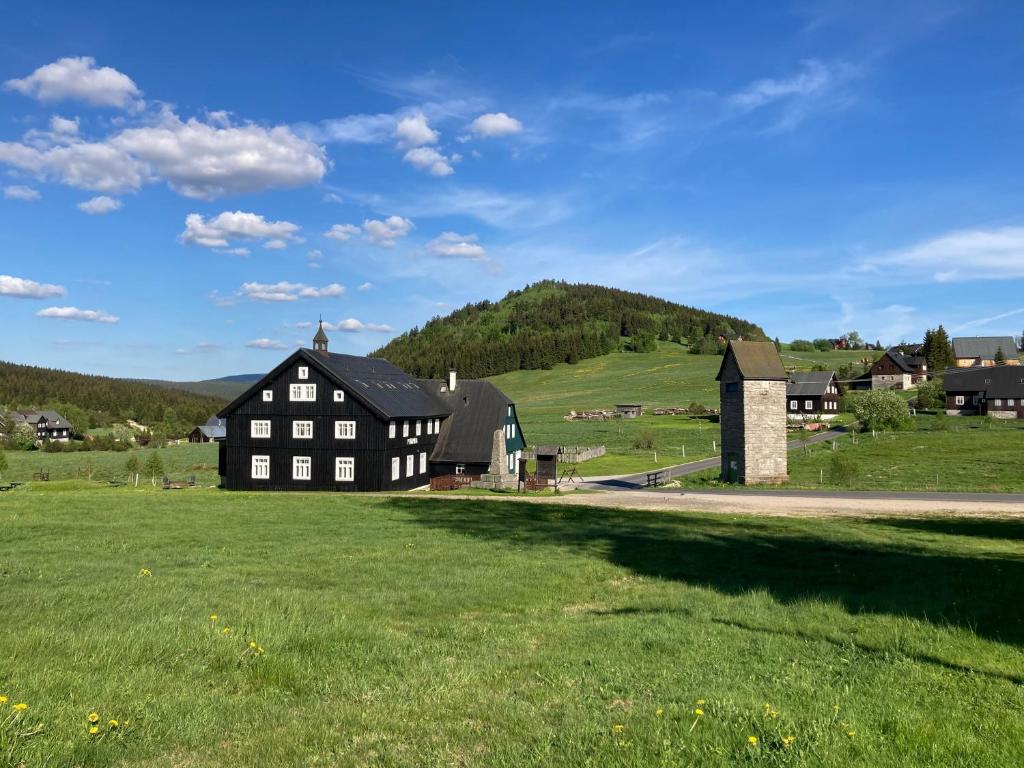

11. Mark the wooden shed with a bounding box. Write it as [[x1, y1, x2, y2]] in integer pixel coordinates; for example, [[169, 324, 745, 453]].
[[533, 445, 559, 483]]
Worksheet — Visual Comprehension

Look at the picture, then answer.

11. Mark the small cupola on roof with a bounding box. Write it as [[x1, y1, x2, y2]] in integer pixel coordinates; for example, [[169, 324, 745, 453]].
[[313, 318, 329, 353]]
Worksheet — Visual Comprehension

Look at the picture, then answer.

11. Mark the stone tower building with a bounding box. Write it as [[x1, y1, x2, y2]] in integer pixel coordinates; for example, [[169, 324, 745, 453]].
[[716, 341, 789, 484]]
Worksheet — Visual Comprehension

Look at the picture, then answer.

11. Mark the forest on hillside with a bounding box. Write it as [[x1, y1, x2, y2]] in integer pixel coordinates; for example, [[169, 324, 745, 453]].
[[0, 360, 226, 434], [372, 280, 766, 378]]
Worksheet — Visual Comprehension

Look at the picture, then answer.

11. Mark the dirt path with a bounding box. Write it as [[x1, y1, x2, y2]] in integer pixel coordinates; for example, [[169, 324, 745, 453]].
[[432, 489, 1024, 519]]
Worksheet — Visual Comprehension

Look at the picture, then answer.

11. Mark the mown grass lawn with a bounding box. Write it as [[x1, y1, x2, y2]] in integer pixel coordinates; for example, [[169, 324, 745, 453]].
[[0, 443, 219, 486], [1, 487, 1023, 766]]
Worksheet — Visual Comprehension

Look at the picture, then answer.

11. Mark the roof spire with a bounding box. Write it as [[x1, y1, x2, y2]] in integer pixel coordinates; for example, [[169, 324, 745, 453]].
[[313, 316, 329, 353]]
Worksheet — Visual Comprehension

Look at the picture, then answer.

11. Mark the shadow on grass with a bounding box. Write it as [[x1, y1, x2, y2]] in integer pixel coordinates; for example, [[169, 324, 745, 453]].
[[391, 497, 1024, 654], [868, 517, 1024, 542]]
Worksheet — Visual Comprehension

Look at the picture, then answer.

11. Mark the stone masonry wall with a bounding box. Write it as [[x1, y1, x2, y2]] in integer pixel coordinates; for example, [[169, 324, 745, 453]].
[[740, 379, 788, 483]]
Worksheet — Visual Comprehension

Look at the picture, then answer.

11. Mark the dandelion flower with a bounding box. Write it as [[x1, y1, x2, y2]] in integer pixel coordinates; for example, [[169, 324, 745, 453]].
[[747, 736, 758, 745], [89, 726, 99, 735], [222, 627, 231, 635], [13, 703, 28, 712], [138, 568, 152, 577], [847, 730, 856, 738], [696, 699, 705, 706], [210, 614, 218, 621], [612, 724, 625, 733], [655, 708, 664, 717], [108, 719, 119, 728], [694, 708, 704, 717], [782, 735, 796, 748], [0, 695, 7, 704], [249, 641, 257, 649], [87, 712, 99, 723]]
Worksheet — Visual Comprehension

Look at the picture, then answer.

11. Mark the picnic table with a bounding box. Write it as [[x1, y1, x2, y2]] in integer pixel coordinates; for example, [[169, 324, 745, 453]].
[[162, 474, 197, 490]]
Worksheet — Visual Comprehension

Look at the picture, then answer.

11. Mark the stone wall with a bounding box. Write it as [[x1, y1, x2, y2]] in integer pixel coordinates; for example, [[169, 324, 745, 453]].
[[523, 445, 605, 463], [740, 379, 788, 483]]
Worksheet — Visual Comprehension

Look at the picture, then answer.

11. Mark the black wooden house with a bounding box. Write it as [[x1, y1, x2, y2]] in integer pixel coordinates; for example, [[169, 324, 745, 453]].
[[217, 323, 524, 491]]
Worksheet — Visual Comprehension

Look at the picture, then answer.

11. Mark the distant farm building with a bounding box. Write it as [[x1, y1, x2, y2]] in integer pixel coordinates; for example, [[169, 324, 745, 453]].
[[850, 348, 928, 391], [717, 341, 788, 485], [944, 366, 1024, 418], [7, 410, 72, 442], [189, 416, 227, 443], [952, 336, 1020, 367], [787, 371, 840, 420], [615, 404, 643, 418]]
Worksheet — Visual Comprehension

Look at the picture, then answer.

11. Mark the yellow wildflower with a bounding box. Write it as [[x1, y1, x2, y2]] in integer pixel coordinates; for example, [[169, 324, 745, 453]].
[[655, 708, 664, 717], [747, 736, 758, 745], [138, 568, 152, 577], [222, 627, 231, 634], [89, 726, 99, 735], [13, 703, 28, 712], [782, 735, 796, 748], [833, 704, 840, 713], [108, 719, 119, 728], [0, 695, 6, 704], [87, 712, 99, 723], [696, 699, 705, 706], [612, 724, 625, 733], [256, 646, 265, 654], [694, 708, 704, 717], [847, 730, 856, 738], [249, 641, 257, 649], [210, 614, 218, 622]]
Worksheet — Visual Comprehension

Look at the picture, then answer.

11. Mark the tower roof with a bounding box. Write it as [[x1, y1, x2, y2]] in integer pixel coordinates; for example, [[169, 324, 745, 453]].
[[313, 320, 329, 344], [716, 341, 787, 381]]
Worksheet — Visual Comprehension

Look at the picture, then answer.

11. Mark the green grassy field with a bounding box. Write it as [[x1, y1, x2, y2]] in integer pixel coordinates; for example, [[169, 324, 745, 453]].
[[490, 342, 868, 476], [0, 443, 219, 486], [1, 488, 1022, 766], [677, 414, 1024, 493]]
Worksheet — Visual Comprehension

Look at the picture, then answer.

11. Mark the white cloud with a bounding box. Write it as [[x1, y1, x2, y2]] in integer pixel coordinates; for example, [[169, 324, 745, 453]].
[[862, 226, 1024, 283], [363, 215, 414, 247], [263, 238, 288, 250], [731, 60, 836, 108], [4, 56, 142, 109], [3, 185, 40, 201], [357, 282, 373, 291], [402, 146, 454, 176], [0, 274, 66, 299], [324, 223, 360, 241], [323, 191, 344, 203], [394, 186, 573, 228], [470, 112, 523, 137], [394, 112, 439, 148], [77, 195, 121, 214], [245, 338, 287, 349], [301, 113, 397, 144], [36, 306, 118, 323], [180, 211, 301, 250], [240, 281, 345, 302], [324, 318, 394, 333], [426, 231, 488, 261], [0, 137, 148, 194], [50, 115, 80, 135]]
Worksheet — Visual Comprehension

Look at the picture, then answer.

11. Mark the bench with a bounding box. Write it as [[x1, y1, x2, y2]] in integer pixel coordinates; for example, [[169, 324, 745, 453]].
[[645, 470, 664, 487], [32, 471, 49, 481], [162, 474, 198, 490]]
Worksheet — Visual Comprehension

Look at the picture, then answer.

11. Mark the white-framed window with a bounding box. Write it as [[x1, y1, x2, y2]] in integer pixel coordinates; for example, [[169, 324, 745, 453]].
[[419, 451, 427, 474], [391, 457, 400, 481], [251, 455, 270, 479], [335, 457, 354, 482], [426, 419, 433, 436], [415, 420, 422, 436], [290, 383, 316, 401], [292, 456, 311, 480], [388, 421, 396, 439], [335, 420, 356, 439], [251, 420, 271, 438], [435, 418, 441, 433], [406, 454, 414, 477], [262, 389, 273, 402], [805, 400, 813, 410], [955, 395, 965, 406], [1010, 399, 1016, 406], [293, 420, 313, 439], [508, 453, 515, 472], [333, 389, 345, 402], [298, 366, 309, 380], [995, 399, 1003, 407], [511, 423, 516, 438], [402, 420, 409, 437], [455, 464, 465, 475], [790, 400, 797, 410], [508, 405, 513, 417]]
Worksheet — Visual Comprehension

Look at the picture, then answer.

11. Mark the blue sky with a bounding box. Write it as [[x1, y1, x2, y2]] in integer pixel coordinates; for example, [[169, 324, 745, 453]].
[[1, 1, 1022, 379]]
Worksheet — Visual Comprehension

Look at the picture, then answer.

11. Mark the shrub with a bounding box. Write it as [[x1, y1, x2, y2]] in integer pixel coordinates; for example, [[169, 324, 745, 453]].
[[790, 340, 815, 352], [827, 451, 860, 486], [632, 430, 657, 450], [688, 402, 708, 416], [847, 390, 913, 432], [914, 379, 945, 410]]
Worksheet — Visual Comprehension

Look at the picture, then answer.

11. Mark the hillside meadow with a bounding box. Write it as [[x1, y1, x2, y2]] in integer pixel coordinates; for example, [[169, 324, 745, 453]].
[[1, 486, 1023, 766]]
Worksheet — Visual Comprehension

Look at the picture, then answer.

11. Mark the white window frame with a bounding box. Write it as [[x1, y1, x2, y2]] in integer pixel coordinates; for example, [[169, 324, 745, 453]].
[[292, 456, 311, 480], [293, 420, 313, 439], [333, 389, 345, 402], [298, 366, 309, 380], [995, 399, 1003, 407], [391, 457, 400, 481], [426, 419, 433, 436], [335, 420, 356, 440], [335, 457, 354, 482], [790, 400, 797, 410], [419, 451, 427, 474], [251, 455, 270, 479], [455, 464, 465, 475], [415, 420, 422, 436], [508, 405, 513, 417], [435, 418, 441, 433], [251, 420, 271, 438], [290, 383, 316, 402], [262, 389, 273, 402], [388, 421, 396, 439], [955, 395, 965, 405], [511, 423, 516, 438], [1010, 399, 1016, 406], [406, 454, 414, 477], [805, 400, 813, 410], [402, 420, 409, 437]]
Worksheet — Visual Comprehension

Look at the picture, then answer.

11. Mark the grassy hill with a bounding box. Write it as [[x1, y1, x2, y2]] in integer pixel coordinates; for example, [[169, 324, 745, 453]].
[[373, 280, 768, 379], [141, 374, 260, 400]]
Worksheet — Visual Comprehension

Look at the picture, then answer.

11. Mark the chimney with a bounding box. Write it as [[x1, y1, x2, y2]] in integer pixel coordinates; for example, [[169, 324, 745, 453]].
[[448, 368, 457, 392]]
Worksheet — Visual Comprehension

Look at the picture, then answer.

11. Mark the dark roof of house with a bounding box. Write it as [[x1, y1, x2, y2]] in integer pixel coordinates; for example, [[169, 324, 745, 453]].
[[787, 371, 836, 397], [881, 348, 926, 373], [195, 424, 226, 439], [9, 410, 67, 425], [417, 378, 516, 464], [952, 336, 1018, 361], [943, 365, 1024, 398], [218, 348, 449, 421], [716, 341, 787, 381]]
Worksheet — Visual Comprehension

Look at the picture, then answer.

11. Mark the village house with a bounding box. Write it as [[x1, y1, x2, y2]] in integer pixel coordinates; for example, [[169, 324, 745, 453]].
[[944, 365, 1024, 418], [216, 322, 524, 491], [188, 416, 227, 443], [850, 347, 928, 390], [786, 371, 840, 420], [951, 336, 1020, 367], [7, 410, 72, 442]]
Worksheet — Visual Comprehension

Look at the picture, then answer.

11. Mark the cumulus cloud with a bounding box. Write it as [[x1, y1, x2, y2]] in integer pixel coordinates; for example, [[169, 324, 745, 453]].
[[403, 146, 455, 176], [426, 231, 488, 261], [0, 137, 147, 194], [36, 305, 118, 323], [3, 185, 40, 201], [77, 195, 121, 214], [363, 215, 414, 247], [470, 112, 523, 137], [180, 211, 301, 250], [50, 115, 80, 135], [324, 223, 360, 241], [394, 112, 438, 148], [240, 281, 345, 302], [245, 338, 287, 349], [323, 318, 394, 333], [0, 274, 66, 299], [4, 56, 142, 109]]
